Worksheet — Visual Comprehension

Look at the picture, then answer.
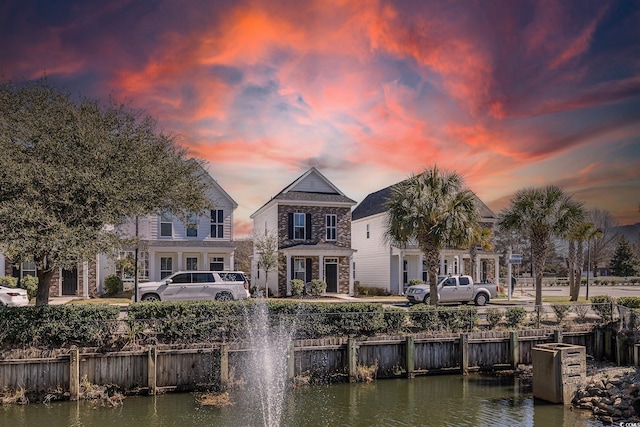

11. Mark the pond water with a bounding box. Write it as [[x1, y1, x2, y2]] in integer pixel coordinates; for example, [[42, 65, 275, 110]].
[[0, 374, 602, 427]]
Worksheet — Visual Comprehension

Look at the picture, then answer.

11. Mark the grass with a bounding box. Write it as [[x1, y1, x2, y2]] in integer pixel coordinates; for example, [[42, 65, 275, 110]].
[[541, 296, 590, 304], [67, 298, 131, 305]]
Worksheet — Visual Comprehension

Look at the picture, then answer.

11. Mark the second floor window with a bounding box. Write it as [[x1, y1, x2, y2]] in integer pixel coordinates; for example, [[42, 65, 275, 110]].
[[211, 209, 224, 238], [186, 215, 198, 237], [160, 212, 172, 237], [294, 213, 306, 240], [326, 214, 337, 241]]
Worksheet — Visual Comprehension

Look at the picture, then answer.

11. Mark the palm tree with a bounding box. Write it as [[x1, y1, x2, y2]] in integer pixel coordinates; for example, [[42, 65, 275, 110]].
[[566, 222, 600, 301], [385, 166, 479, 305], [498, 186, 585, 306]]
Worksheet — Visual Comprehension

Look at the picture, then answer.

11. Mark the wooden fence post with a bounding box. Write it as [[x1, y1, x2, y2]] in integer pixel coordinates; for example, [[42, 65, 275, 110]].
[[406, 336, 415, 378], [594, 327, 603, 360], [147, 347, 157, 395], [220, 344, 229, 390], [460, 334, 469, 375], [615, 331, 625, 365], [348, 338, 357, 382], [554, 329, 563, 343], [510, 331, 519, 369], [288, 343, 295, 381], [69, 349, 79, 401]]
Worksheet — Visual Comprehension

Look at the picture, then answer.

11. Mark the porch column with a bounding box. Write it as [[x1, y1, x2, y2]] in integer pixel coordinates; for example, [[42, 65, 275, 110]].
[[286, 254, 291, 296], [349, 255, 354, 296], [319, 255, 324, 282], [148, 251, 156, 281], [177, 251, 183, 271], [0, 253, 5, 277], [476, 257, 481, 282], [418, 254, 424, 282], [398, 251, 404, 295], [82, 261, 89, 299], [204, 252, 209, 271], [229, 251, 235, 271], [459, 256, 464, 275], [494, 255, 500, 286], [440, 255, 446, 275]]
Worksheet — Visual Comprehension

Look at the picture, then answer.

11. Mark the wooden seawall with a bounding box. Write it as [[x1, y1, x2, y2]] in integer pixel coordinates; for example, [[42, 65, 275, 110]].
[[1, 327, 630, 399]]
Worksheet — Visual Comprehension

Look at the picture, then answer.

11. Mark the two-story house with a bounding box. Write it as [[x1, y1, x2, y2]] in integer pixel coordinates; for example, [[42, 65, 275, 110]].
[[99, 172, 238, 290], [250, 168, 357, 296], [351, 178, 500, 295]]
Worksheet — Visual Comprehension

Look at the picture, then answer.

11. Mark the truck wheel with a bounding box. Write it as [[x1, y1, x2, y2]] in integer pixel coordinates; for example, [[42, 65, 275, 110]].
[[141, 293, 160, 302], [423, 294, 430, 304], [474, 293, 488, 306], [215, 291, 234, 301]]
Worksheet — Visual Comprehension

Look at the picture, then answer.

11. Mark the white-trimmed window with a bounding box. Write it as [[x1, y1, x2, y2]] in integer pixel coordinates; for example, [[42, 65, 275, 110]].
[[186, 257, 198, 271], [294, 213, 306, 240], [186, 215, 198, 237], [160, 212, 172, 237], [209, 256, 224, 271], [293, 258, 306, 281], [160, 257, 173, 279], [326, 214, 337, 241], [118, 250, 149, 281], [21, 261, 36, 280], [422, 259, 428, 283], [211, 209, 224, 238]]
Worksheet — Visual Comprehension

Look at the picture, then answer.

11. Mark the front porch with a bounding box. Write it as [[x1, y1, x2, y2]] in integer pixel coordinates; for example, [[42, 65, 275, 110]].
[[279, 245, 355, 297], [390, 246, 500, 295]]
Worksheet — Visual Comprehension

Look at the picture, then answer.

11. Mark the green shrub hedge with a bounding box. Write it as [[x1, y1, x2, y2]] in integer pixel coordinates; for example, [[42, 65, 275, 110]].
[[617, 296, 640, 309], [0, 304, 120, 348], [408, 305, 477, 332]]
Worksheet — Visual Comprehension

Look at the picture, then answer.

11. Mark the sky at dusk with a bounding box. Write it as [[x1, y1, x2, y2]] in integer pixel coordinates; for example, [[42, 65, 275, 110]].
[[2, 0, 639, 237]]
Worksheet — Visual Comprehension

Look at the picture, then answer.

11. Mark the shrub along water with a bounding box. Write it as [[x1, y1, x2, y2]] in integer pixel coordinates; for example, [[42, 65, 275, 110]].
[[0, 305, 119, 348]]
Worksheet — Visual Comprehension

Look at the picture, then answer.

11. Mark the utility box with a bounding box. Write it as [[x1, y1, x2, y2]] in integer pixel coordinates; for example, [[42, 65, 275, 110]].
[[532, 343, 586, 404]]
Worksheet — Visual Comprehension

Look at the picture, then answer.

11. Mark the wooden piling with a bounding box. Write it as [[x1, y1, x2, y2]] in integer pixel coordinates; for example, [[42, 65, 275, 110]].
[[147, 347, 157, 395], [405, 336, 415, 378], [220, 344, 229, 390], [69, 349, 79, 401], [460, 334, 469, 375], [510, 331, 519, 368], [348, 338, 357, 382]]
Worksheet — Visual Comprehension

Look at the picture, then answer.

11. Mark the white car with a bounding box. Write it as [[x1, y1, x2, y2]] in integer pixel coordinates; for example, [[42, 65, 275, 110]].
[[0, 286, 29, 307], [135, 271, 250, 302]]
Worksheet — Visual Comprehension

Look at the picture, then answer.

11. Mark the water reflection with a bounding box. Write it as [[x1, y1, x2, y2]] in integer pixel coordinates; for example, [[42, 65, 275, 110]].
[[0, 374, 602, 427]]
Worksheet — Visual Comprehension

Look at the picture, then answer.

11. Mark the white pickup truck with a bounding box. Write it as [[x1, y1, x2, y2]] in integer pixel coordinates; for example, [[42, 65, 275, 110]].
[[405, 275, 499, 306]]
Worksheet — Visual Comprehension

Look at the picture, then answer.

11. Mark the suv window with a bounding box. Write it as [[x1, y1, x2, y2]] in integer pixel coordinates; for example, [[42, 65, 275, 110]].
[[459, 277, 470, 286], [192, 272, 215, 283], [171, 273, 191, 284], [219, 272, 245, 282]]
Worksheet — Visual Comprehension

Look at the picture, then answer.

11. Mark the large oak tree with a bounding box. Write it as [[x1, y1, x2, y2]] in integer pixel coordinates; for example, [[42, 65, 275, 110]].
[[0, 79, 213, 305]]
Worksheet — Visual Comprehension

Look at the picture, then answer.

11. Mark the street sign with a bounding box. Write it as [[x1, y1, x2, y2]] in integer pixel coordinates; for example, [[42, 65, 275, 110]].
[[509, 254, 523, 264]]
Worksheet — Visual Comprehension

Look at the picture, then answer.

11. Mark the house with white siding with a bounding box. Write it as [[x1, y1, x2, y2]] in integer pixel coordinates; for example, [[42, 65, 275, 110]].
[[2, 171, 238, 297], [98, 172, 238, 291], [250, 167, 357, 296], [351, 179, 500, 295]]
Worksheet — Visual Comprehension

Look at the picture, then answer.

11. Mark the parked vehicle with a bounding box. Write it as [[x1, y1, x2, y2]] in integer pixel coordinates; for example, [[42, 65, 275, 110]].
[[136, 271, 250, 302], [405, 275, 498, 306], [0, 285, 29, 307]]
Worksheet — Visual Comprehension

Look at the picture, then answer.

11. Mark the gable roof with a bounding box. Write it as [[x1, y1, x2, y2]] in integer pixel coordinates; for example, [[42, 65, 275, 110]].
[[250, 167, 356, 218], [352, 178, 495, 221], [199, 166, 238, 209]]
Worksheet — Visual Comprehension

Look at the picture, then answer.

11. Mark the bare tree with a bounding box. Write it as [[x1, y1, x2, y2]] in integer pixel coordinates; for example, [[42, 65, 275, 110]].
[[254, 230, 279, 298], [588, 209, 618, 277]]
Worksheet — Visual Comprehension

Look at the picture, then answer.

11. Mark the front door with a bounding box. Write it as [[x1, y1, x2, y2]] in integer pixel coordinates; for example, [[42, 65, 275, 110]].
[[325, 259, 338, 293], [62, 268, 77, 296]]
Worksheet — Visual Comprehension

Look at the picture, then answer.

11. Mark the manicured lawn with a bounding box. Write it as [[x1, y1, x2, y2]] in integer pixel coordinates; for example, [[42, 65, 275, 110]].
[[541, 296, 590, 304]]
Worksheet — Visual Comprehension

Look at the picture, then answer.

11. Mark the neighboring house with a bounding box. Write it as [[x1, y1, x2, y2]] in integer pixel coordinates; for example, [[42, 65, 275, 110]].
[[250, 167, 357, 296], [1, 171, 238, 298], [1, 253, 97, 298], [351, 180, 500, 295], [99, 172, 238, 291]]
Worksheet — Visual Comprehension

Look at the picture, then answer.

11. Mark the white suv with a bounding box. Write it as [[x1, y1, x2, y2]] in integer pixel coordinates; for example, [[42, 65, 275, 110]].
[[136, 271, 250, 302]]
